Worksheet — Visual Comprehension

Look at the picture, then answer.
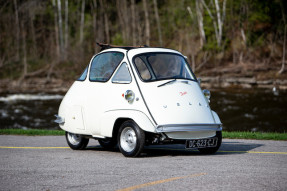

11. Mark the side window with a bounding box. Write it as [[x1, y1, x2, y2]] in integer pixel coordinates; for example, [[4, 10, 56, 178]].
[[77, 67, 88, 81], [89, 52, 124, 82], [112, 62, 132, 84], [134, 57, 152, 81]]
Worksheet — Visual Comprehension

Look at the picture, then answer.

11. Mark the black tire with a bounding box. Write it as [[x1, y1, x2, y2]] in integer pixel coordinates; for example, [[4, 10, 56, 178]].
[[118, 120, 145, 157], [198, 131, 222, 154], [98, 139, 117, 149], [65, 132, 89, 150]]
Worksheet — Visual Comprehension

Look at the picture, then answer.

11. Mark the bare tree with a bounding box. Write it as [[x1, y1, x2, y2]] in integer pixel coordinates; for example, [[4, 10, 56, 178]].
[[51, 0, 60, 59], [28, 2, 37, 58], [64, 0, 68, 58], [153, 0, 162, 46], [99, 0, 110, 44], [131, 0, 136, 46], [57, 0, 64, 59], [194, 0, 206, 48], [143, 0, 150, 45], [201, 0, 227, 48], [116, 0, 130, 44], [279, 1, 286, 74], [91, 0, 98, 53], [18, 20, 27, 83], [79, 0, 85, 45], [13, 0, 20, 61]]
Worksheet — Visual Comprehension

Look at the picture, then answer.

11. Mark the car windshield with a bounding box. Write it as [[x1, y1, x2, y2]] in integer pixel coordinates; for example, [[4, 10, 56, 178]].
[[133, 53, 195, 82]]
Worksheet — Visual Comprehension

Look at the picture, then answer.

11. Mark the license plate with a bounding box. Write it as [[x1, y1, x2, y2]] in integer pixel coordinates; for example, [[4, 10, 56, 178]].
[[186, 138, 218, 149]]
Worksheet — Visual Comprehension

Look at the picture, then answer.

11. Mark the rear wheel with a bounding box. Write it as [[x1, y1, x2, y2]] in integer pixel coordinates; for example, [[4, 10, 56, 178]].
[[198, 131, 222, 154], [118, 120, 145, 157], [65, 132, 89, 150], [98, 139, 117, 149]]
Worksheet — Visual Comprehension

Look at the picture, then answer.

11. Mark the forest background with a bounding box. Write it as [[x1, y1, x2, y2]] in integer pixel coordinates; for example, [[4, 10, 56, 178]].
[[0, 0, 286, 92]]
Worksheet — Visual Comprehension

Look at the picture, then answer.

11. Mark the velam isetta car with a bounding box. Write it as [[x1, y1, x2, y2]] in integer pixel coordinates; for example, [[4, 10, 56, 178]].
[[55, 44, 222, 157]]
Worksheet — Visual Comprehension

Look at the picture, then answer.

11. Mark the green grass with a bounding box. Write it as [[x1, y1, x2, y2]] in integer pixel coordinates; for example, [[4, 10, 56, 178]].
[[0, 129, 286, 140], [0, 129, 65, 136], [222, 131, 287, 141]]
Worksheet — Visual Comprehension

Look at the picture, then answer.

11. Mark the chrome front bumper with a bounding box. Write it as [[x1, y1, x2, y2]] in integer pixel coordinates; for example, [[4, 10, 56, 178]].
[[156, 123, 222, 133]]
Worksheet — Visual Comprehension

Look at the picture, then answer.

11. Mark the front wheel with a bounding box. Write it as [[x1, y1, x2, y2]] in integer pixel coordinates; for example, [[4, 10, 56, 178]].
[[198, 131, 222, 154], [65, 132, 89, 150], [118, 120, 145, 157]]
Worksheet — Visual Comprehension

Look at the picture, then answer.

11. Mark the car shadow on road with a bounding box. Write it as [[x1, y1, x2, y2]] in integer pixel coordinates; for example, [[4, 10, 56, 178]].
[[142, 140, 264, 157], [85, 140, 264, 158]]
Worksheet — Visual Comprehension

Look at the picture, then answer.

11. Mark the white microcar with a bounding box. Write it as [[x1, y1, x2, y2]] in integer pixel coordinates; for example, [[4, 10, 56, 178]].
[[55, 44, 222, 157]]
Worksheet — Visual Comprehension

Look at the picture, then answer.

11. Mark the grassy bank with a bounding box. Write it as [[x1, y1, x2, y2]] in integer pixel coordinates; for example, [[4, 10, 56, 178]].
[[222, 131, 287, 141], [0, 129, 286, 140], [0, 129, 65, 136]]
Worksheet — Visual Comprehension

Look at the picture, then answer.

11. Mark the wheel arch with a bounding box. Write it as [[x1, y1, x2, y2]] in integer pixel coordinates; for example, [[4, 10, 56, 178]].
[[112, 118, 131, 140], [99, 110, 156, 138]]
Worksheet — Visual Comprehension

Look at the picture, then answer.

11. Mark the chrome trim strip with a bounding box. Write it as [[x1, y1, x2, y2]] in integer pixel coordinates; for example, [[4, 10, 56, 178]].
[[156, 123, 222, 133]]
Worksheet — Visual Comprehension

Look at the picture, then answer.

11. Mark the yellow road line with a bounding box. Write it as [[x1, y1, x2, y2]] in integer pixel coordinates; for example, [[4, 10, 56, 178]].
[[147, 147, 287, 155], [116, 173, 207, 191], [219, 151, 287, 155], [0, 146, 69, 149], [0, 146, 286, 154]]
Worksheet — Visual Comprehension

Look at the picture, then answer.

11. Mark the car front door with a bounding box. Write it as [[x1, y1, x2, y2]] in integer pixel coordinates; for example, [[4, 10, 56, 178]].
[[84, 51, 125, 136]]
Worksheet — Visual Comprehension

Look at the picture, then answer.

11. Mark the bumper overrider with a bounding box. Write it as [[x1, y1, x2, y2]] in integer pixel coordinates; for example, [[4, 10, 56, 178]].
[[156, 123, 222, 133]]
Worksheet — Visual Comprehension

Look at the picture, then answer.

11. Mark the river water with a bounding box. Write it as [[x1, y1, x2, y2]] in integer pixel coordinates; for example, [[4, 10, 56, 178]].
[[0, 89, 286, 133]]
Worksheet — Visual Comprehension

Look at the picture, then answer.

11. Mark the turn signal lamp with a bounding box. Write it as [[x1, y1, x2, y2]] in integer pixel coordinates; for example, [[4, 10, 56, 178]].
[[203, 89, 211, 102]]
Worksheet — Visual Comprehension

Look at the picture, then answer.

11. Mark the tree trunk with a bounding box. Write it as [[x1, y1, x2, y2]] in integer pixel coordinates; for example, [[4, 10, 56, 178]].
[[143, 0, 150, 46], [57, 0, 64, 59], [153, 0, 162, 46], [279, 24, 286, 74], [29, 9, 37, 57], [201, 0, 226, 48], [99, 0, 110, 44], [116, 0, 126, 43], [200, 0, 219, 46], [19, 21, 27, 84], [194, 1, 206, 48], [122, 0, 129, 44], [64, 0, 68, 59], [279, 1, 286, 74], [91, 0, 98, 53], [79, 0, 85, 45], [131, 0, 136, 46], [13, 0, 20, 61], [214, 0, 222, 47], [52, 0, 60, 60]]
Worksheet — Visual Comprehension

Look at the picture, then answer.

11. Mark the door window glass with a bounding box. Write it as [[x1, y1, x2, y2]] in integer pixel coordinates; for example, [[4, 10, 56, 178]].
[[112, 63, 132, 84], [89, 52, 124, 82]]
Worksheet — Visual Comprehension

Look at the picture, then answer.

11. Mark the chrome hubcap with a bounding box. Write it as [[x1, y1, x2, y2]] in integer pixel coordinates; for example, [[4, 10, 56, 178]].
[[120, 127, 137, 152], [67, 133, 81, 145]]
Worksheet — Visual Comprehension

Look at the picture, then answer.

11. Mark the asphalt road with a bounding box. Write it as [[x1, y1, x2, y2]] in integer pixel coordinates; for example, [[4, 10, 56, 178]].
[[0, 135, 286, 191]]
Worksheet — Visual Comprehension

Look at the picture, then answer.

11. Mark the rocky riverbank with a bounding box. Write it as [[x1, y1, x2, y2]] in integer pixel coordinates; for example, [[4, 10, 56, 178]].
[[200, 77, 287, 90], [0, 78, 73, 94], [0, 76, 287, 94]]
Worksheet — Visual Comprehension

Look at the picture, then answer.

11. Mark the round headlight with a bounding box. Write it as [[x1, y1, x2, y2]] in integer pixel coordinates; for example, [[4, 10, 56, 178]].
[[124, 90, 135, 103], [203, 89, 211, 102]]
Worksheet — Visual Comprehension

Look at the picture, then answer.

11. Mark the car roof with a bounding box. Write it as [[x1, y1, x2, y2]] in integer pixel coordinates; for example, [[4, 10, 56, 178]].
[[97, 43, 182, 57]]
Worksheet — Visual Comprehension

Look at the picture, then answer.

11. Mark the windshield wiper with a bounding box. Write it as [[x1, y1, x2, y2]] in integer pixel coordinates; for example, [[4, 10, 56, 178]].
[[157, 79, 176, 87]]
